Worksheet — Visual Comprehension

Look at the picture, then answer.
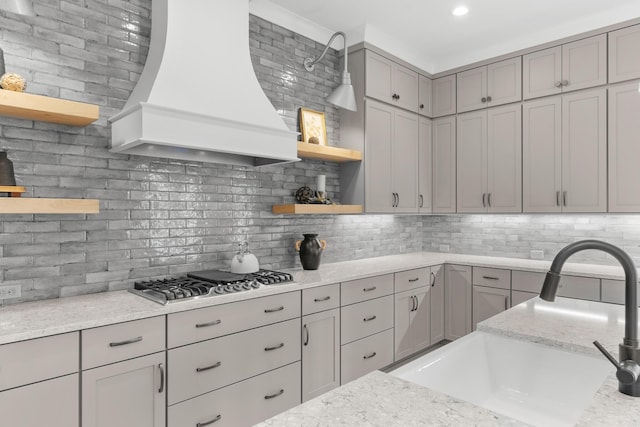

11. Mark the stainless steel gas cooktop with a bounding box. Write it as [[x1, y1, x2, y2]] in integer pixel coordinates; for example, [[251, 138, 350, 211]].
[[130, 269, 294, 305]]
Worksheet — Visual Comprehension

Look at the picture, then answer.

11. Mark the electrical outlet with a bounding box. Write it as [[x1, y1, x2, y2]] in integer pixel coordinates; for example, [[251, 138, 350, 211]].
[[530, 250, 544, 260], [0, 285, 21, 299]]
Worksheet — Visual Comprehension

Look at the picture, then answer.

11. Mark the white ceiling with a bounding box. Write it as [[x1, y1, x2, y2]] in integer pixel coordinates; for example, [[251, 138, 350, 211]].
[[250, 0, 640, 74]]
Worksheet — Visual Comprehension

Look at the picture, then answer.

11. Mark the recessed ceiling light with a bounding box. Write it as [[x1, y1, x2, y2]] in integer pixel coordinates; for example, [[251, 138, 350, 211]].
[[452, 5, 469, 16]]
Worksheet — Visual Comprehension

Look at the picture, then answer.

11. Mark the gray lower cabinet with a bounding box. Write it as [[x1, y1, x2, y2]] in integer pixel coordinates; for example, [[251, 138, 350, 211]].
[[82, 352, 166, 427], [168, 362, 301, 427], [341, 328, 394, 384], [302, 308, 340, 402], [432, 116, 457, 213], [511, 290, 537, 306], [512, 270, 600, 301], [394, 286, 430, 360], [1, 374, 79, 427], [429, 265, 445, 344], [473, 285, 510, 328], [444, 264, 472, 340]]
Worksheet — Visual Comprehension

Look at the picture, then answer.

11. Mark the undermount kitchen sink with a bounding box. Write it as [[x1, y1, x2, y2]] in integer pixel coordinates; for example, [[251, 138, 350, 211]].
[[390, 331, 612, 427]]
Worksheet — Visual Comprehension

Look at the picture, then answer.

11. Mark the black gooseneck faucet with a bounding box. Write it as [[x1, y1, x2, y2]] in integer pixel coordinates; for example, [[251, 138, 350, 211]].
[[540, 239, 640, 397]]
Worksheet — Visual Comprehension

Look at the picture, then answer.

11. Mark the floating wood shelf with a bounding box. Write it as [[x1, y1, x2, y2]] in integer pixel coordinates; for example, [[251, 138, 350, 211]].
[[272, 204, 362, 215], [0, 198, 100, 214], [0, 90, 99, 126], [297, 142, 362, 163]]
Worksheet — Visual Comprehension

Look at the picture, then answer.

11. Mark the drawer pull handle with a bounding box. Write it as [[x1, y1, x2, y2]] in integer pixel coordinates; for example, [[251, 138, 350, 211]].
[[314, 296, 331, 302], [196, 361, 222, 373], [363, 315, 377, 322], [363, 286, 377, 292], [303, 324, 309, 346], [430, 271, 436, 287], [264, 306, 285, 313], [363, 352, 377, 360], [482, 276, 499, 280], [265, 342, 285, 351], [109, 336, 143, 347], [197, 414, 222, 426], [158, 363, 164, 394], [195, 319, 222, 328], [264, 389, 285, 400], [408, 277, 420, 282]]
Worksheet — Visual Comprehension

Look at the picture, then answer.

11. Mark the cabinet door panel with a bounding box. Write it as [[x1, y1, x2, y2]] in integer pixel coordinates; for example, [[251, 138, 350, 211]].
[[302, 309, 340, 402], [522, 97, 562, 212], [418, 75, 433, 117], [395, 66, 419, 112], [444, 264, 472, 341], [562, 34, 606, 92], [487, 104, 522, 213], [511, 290, 537, 307], [488, 57, 522, 106], [457, 66, 487, 113], [523, 46, 562, 99], [364, 100, 394, 213], [1, 374, 78, 427], [418, 117, 432, 212], [457, 110, 487, 213], [473, 285, 510, 329], [561, 89, 606, 212], [609, 24, 640, 83], [432, 75, 456, 117], [393, 109, 419, 212], [608, 82, 640, 212], [365, 51, 393, 103], [394, 290, 414, 360], [82, 353, 165, 427], [432, 116, 456, 213], [412, 288, 431, 353], [430, 265, 445, 345]]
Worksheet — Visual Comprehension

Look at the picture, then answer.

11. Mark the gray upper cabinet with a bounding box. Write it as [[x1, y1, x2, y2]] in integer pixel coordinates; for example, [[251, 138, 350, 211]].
[[432, 116, 457, 213], [418, 75, 433, 117], [457, 57, 522, 113], [523, 34, 606, 99], [365, 50, 419, 112], [432, 74, 457, 117], [418, 117, 432, 213], [608, 81, 640, 212], [457, 105, 522, 213], [523, 89, 606, 213], [609, 24, 640, 83]]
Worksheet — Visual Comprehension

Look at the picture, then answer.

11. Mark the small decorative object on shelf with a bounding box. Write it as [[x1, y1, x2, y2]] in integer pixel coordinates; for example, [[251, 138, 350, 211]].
[[295, 233, 327, 270], [294, 183, 335, 205], [0, 73, 26, 92], [299, 107, 327, 146], [0, 151, 16, 187]]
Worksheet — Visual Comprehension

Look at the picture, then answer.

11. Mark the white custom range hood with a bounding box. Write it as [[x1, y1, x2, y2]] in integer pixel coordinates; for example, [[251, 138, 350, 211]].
[[109, 0, 299, 167]]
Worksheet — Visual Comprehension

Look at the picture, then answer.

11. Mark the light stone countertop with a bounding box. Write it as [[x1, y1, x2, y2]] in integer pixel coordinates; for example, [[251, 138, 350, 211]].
[[0, 251, 632, 345], [259, 297, 640, 426]]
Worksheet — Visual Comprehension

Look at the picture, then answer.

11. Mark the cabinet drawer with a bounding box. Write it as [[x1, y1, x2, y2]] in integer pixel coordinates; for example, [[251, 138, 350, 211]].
[[168, 291, 300, 348], [341, 274, 394, 306], [512, 270, 600, 301], [395, 268, 429, 293], [82, 316, 165, 370], [341, 295, 393, 345], [0, 374, 78, 427], [302, 284, 340, 315], [168, 318, 300, 405], [168, 361, 300, 427], [472, 267, 511, 289], [0, 332, 78, 391], [341, 329, 394, 384]]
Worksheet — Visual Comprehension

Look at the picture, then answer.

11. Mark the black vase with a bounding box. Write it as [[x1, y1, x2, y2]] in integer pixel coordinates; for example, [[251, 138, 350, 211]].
[[0, 151, 16, 186], [295, 234, 327, 270]]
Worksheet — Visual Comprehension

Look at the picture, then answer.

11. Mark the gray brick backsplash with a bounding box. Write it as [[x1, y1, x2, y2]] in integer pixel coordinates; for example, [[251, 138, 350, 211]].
[[0, 2, 634, 304]]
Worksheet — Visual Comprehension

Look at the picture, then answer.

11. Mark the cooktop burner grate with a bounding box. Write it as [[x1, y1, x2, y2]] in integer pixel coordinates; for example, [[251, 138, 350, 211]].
[[130, 269, 294, 304]]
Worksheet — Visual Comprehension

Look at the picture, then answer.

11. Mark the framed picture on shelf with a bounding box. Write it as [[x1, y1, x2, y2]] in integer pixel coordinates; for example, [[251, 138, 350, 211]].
[[299, 107, 327, 146]]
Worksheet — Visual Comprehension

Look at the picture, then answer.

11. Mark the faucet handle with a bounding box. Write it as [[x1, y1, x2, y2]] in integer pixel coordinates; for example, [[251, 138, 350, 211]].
[[594, 340, 640, 385]]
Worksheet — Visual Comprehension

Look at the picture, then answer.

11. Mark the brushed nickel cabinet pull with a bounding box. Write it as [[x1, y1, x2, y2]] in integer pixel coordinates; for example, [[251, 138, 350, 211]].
[[363, 286, 377, 292], [264, 306, 284, 313], [430, 271, 436, 287], [486, 95, 492, 102], [504, 295, 509, 310], [419, 194, 424, 208], [363, 315, 377, 322], [482, 276, 499, 280], [556, 191, 561, 206], [487, 193, 492, 207], [408, 277, 420, 282], [158, 363, 164, 393], [314, 296, 330, 302], [195, 319, 221, 328], [197, 414, 221, 427], [303, 324, 309, 346], [482, 193, 486, 207], [563, 191, 567, 207], [363, 352, 377, 360], [264, 389, 285, 400], [109, 336, 143, 347], [265, 342, 285, 351], [196, 361, 222, 373]]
